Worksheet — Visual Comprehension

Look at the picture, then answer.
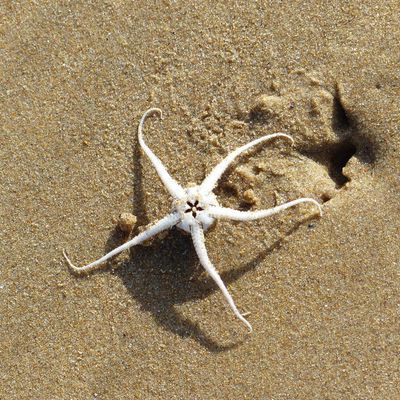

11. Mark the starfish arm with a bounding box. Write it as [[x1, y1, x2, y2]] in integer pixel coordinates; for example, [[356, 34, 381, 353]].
[[208, 198, 322, 221], [138, 108, 186, 198], [190, 222, 253, 332], [63, 212, 180, 274], [199, 133, 294, 195]]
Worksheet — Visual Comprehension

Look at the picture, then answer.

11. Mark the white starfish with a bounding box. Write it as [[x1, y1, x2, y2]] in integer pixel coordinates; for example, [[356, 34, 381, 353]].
[[63, 108, 322, 332]]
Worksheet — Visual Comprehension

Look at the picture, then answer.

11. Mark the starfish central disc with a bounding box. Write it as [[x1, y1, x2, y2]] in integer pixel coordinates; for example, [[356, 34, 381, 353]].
[[174, 186, 219, 233]]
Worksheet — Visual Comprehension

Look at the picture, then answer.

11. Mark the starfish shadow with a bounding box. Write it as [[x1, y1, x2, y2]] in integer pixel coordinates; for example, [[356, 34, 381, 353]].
[[103, 213, 315, 352], [107, 228, 249, 352], [114, 230, 244, 352]]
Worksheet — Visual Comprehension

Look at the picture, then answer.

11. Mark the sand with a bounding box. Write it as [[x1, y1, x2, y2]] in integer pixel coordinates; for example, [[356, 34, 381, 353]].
[[1, 1, 399, 399]]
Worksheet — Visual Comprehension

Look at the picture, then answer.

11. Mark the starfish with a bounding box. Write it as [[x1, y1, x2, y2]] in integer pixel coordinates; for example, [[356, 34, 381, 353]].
[[63, 108, 322, 332]]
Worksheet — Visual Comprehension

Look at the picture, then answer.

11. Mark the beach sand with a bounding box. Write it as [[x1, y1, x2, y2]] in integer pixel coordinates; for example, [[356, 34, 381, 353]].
[[1, 1, 399, 399]]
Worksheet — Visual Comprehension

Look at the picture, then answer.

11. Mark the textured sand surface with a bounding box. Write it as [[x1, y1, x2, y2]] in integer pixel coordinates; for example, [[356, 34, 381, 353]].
[[1, 1, 399, 399]]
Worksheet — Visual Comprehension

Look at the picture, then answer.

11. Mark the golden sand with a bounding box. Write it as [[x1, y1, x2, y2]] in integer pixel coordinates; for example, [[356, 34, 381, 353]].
[[1, 1, 399, 399]]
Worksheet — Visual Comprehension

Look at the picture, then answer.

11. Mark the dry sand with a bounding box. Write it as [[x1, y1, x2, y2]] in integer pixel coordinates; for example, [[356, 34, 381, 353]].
[[1, 1, 399, 399]]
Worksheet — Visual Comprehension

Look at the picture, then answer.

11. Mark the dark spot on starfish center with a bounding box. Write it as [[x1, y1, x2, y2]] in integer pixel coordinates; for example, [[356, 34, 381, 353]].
[[184, 200, 204, 217]]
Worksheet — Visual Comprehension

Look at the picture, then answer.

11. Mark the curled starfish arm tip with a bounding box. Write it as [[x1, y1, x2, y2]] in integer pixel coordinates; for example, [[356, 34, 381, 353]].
[[138, 108, 185, 198]]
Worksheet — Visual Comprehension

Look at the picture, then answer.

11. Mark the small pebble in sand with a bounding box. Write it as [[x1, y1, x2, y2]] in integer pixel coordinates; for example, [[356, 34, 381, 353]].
[[250, 94, 284, 118], [243, 189, 259, 205], [117, 213, 137, 233]]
